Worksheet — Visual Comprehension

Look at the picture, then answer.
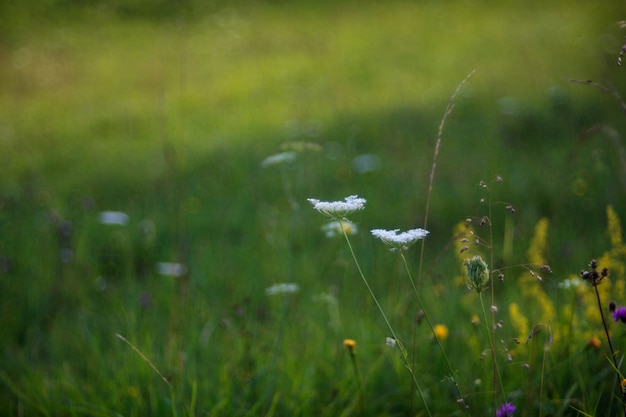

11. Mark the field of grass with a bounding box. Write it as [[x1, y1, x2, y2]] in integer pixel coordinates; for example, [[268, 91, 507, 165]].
[[1, 1, 626, 416]]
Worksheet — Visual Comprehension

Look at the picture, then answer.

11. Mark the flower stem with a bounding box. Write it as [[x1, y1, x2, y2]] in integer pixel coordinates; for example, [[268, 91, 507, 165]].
[[347, 348, 364, 413], [400, 253, 470, 415], [478, 292, 507, 409], [340, 221, 432, 417], [593, 285, 625, 416]]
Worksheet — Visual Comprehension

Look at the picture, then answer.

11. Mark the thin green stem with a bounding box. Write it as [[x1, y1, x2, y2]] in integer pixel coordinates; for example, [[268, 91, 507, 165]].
[[488, 193, 499, 413], [340, 223, 395, 339], [400, 253, 470, 415], [538, 325, 549, 417], [340, 222, 432, 417], [478, 292, 507, 409], [347, 349, 364, 414], [419, 69, 475, 294]]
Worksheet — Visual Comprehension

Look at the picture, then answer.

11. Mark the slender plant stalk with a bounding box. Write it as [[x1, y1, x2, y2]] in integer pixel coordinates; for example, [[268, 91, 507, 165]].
[[115, 333, 177, 417], [593, 285, 626, 416], [567, 78, 626, 116], [116, 333, 170, 386], [400, 253, 471, 416], [412, 69, 474, 414], [346, 346, 364, 414], [487, 191, 501, 414], [478, 293, 507, 408], [538, 324, 550, 417], [418, 69, 475, 293], [340, 222, 433, 417]]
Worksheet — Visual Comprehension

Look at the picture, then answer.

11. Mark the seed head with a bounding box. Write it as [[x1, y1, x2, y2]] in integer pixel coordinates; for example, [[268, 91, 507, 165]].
[[464, 255, 490, 293], [580, 259, 608, 287]]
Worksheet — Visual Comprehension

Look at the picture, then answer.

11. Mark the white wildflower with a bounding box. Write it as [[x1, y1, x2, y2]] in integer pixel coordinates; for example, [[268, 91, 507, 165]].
[[385, 337, 397, 348], [261, 151, 296, 168], [321, 220, 358, 238], [308, 195, 366, 220], [558, 277, 582, 289], [156, 262, 187, 277], [99, 211, 130, 226], [265, 282, 300, 296], [370, 228, 429, 252]]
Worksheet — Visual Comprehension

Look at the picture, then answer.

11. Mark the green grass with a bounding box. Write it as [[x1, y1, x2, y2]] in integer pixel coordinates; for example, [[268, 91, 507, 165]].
[[1, 1, 626, 415]]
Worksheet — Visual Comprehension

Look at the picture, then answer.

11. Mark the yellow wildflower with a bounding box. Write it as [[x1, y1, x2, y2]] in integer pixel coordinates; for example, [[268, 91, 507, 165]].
[[343, 339, 356, 351], [509, 303, 529, 341], [433, 324, 449, 341], [607, 205, 623, 247], [588, 336, 601, 349]]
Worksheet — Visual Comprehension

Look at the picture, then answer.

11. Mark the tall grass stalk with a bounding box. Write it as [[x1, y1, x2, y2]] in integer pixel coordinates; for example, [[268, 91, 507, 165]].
[[115, 333, 170, 386], [339, 222, 433, 417], [115, 333, 176, 417], [418, 69, 475, 294], [412, 69, 474, 414]]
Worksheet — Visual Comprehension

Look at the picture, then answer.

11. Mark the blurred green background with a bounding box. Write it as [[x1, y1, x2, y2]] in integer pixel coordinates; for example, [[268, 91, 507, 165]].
[[1, 0, 626, 415]]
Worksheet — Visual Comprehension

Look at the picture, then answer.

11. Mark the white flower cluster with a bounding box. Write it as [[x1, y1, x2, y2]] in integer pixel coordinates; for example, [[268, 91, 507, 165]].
[[261, 151, 297, 168], [265, 282, 300, 296], [99, 211, 129, 226], [308, 195, 366, 220], [370, 228, 429, 252], [155, 262, 187, 277], [385, 337, 397, 348]]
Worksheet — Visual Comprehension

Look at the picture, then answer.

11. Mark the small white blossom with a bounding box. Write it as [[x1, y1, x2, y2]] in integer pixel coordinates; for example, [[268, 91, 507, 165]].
[[308, 195, 366, 220], [370, 228, 429, 252], [156, 262, 187, 277], [321, 220, 358, 238], [261, 151, 297, 168], [99, 211, 129, 226], [265, 283, 300, 296], [385, 337, 397, 348], [558, 277, 582, 289]]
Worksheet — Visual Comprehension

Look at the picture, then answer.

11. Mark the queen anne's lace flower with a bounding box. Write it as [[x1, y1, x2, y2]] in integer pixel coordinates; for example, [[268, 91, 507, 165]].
[[308, 195, 366, 220], [370, 228, 429, 252], [265, 283, 300, 296]]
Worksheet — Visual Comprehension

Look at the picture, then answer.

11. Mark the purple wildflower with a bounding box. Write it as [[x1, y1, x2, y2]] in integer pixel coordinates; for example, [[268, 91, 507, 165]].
[[612, 306, 626, 323], [495, 402, 516, 417]]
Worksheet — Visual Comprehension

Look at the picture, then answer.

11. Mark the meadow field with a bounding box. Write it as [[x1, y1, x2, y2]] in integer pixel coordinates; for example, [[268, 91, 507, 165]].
[[1, 1, 626, 415]]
